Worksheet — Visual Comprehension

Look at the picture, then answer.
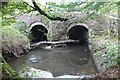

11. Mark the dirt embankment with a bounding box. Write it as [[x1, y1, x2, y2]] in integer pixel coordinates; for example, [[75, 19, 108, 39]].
[[1, 25, 30, 60], [2, 40, 30, 60]]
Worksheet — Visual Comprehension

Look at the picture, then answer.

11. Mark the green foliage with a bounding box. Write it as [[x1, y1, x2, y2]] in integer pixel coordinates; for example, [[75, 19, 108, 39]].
[[47, 2, 82, 11], [11, 21, 29, 36], [2, 1, 33, 26], [104, 40, 118, 66], [2, 17, 16, 26], [116, 57, 120, 66], [0, 53, 20, 78], [0, 53, 28, 79], [47, 2, 118, 20], [93, 36, 119, 69], [1, 26, 29, 44], [2, 1, 32, 15], [1, 2, 31, 78], [1, 1, 30, 47], [1, 26, 29, 78]]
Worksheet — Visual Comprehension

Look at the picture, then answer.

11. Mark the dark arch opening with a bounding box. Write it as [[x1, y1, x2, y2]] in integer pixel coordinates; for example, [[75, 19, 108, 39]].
[[68, 25, 89, 43], [30, 25, 48, 43]]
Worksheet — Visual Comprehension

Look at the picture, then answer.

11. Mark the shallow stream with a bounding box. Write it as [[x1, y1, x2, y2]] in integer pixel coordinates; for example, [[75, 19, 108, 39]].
[[8, 44, 97, 77]]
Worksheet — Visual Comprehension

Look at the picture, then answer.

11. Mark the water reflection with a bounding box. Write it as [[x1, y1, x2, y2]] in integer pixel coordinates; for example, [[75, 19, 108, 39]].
[[8, 43, 97, 77]]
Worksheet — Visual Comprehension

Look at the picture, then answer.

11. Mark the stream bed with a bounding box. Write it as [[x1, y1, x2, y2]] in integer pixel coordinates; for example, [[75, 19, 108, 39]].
[[8, 44, 98, 78]]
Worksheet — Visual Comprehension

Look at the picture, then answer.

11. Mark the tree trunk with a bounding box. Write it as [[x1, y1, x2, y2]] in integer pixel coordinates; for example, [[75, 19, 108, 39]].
[[30, 40, 79, 49]]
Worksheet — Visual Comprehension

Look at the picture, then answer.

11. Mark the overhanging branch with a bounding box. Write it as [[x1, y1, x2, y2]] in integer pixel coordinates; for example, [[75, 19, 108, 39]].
[[31, 0, 68, 21]]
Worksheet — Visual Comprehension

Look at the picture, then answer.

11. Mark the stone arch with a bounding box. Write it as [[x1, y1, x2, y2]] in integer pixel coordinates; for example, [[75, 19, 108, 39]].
[[29, 22, 48, 43], [67, 23, 89, 42]]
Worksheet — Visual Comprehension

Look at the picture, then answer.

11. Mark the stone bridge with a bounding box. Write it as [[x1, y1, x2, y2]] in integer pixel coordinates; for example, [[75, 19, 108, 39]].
[[17, 14, 89, 43]]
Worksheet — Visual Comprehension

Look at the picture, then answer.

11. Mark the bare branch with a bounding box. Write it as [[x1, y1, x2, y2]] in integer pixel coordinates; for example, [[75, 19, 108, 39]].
[[31, 0, 68, 21], [23, 1, 35, 10]]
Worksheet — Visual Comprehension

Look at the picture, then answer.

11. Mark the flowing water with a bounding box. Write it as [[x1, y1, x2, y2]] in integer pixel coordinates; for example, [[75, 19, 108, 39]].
[[8, 44, 97, 77]]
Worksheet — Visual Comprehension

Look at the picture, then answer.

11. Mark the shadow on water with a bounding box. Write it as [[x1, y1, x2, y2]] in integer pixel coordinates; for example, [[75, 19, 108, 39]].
[[8, 42, 97, 77]]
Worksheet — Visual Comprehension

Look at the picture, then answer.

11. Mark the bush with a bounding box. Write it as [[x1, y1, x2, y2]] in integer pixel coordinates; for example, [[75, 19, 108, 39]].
[[1, 26, 28, 44], [11, 21, 29, 36], [92, 36, 119, 70], [1, 25, 29, 58]]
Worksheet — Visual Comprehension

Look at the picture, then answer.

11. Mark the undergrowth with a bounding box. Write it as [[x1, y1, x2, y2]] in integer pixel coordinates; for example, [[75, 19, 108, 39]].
[[91, 35, 119, 71]]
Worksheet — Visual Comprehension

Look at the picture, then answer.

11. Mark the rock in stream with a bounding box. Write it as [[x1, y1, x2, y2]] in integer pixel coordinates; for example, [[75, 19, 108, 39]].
[[20, 67, 96, 79]]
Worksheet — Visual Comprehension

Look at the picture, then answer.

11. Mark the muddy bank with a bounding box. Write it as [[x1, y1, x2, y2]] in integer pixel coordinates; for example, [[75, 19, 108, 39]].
[[1, 24, 30, 60], [2, 42, 30, 60]]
